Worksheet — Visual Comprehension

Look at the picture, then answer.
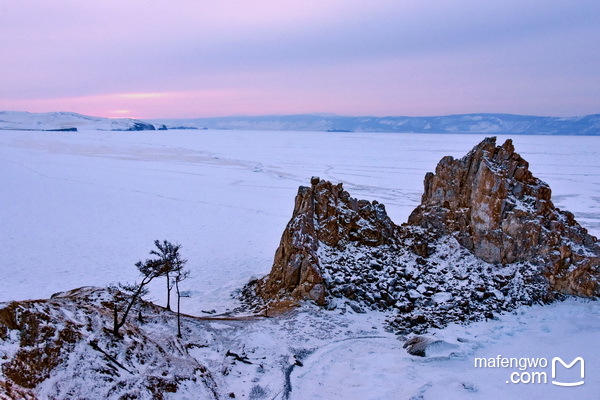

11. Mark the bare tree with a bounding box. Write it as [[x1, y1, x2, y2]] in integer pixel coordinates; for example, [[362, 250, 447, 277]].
[[111, 258, 163, 336], [172, 252, 190, 338], [110, 240, 190, 338], [150, 240, 181, 311]]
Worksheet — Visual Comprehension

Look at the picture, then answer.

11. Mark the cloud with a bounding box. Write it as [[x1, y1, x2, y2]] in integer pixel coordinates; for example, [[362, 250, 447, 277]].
[[1, 0, 599, 117]]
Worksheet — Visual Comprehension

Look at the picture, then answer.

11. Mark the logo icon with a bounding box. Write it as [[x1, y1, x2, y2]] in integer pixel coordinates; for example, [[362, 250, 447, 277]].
[[551, 357, 585, 387]]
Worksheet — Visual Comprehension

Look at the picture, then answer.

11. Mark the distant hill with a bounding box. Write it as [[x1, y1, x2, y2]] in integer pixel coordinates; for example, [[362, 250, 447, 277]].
[[0, 111, 157, 131], [153, 113, 600, 135], [2, 111, 599, 135]]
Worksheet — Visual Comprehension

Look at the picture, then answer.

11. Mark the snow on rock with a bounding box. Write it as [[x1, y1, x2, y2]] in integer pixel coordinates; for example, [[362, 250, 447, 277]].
[[402, 335, 458, 357], [245, 137, 600, 333], [409, 136, 600, 296], [0, 286, 403, 399], [0, 287, 218, 399], [245, 177, 396, 306]]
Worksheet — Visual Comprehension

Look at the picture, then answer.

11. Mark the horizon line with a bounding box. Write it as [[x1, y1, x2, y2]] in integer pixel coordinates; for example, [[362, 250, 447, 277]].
[[3, 109, 599, 121]]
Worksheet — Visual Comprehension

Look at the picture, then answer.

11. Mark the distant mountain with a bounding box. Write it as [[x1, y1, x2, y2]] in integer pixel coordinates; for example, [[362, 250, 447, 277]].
[[153, 113, 600, 135], [2, 111, 599, 135], [0, 111, 157, 131]]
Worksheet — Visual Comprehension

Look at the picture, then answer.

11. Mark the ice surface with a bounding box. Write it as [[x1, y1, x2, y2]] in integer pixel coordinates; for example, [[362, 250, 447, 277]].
[[0, 129, 599, 398], [288, 299, 600, 400], [1, 130, 599, 310]]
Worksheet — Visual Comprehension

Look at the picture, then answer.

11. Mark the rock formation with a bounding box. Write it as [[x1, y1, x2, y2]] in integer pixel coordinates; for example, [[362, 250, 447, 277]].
[[253, 177, 397, 305], [245, 137, 600, 331], [408, 137, 599, 296], [126, 121, 156, 131]]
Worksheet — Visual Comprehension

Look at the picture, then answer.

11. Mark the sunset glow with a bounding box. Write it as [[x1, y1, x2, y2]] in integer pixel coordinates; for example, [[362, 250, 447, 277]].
[[1, 1, 598, 118]]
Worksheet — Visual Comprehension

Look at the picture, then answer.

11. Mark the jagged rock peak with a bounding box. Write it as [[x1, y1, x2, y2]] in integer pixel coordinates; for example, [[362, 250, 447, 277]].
[[244, 138, 598, 328], [244, 176, 552, 332], [408, 137, 599, 296], [254, 178, 397, 305]]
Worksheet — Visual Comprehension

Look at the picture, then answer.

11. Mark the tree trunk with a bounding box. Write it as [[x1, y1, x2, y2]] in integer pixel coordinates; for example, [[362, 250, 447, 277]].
[[166, 272, 171, 311], [113, 276, 152, 336], [176, 279, 182, 338], [113, 303, 120, 336]]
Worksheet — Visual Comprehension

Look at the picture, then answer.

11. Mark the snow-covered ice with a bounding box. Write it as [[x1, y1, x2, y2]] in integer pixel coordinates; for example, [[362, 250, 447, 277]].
[[287, 299, 600, 400], [0, 129, 599, 398]]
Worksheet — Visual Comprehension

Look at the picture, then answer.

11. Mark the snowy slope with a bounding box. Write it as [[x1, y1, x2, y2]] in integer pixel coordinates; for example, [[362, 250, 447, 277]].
[[1, 288, 598, 399], [0, 111, 156, 131], [288, 298, 600, 400]]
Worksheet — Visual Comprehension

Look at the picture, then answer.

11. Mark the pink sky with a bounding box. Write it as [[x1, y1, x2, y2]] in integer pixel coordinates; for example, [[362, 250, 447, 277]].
[[1, 0, 599, 119]]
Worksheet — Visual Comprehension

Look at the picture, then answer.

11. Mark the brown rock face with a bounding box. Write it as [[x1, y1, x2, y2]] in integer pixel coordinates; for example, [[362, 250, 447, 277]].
[[256, 178, 397, 305], [408, 137, 600, 296]]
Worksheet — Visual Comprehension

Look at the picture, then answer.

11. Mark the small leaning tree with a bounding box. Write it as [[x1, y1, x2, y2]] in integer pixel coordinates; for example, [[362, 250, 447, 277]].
[[111, 258, 165, 336], [110, 240, 191, 337]]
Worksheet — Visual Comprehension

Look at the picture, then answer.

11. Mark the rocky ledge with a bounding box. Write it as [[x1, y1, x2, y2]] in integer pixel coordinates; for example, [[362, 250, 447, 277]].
[[0, 287, 220, 399], [243, 137, 599, 332]]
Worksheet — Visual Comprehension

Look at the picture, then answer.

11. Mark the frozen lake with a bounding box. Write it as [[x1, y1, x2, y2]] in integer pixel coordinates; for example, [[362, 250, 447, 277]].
[[1, 129, 599, 313], [2, 129, 599, 399]]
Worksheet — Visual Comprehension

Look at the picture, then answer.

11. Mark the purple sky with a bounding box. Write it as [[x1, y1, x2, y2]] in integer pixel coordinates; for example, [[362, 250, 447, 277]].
[[1, 1, 599, 119]]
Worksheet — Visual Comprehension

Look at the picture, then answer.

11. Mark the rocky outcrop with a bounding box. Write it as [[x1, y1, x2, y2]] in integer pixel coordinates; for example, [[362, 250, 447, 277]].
[[0, 287, 219, 399], [253, 177, 397, 305], [408, 137, 599, 296], [402, 336, 457, 357], [124, 121, 156, 131], [245, 137, 600, 331], [245, 175, 551, 332]]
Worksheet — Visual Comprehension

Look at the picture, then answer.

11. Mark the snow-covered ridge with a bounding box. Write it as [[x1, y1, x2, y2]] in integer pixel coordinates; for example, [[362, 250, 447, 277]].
[[0, 111, 157, 131], [152, 113, 600, 135], [3, 111, 600, 134]]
